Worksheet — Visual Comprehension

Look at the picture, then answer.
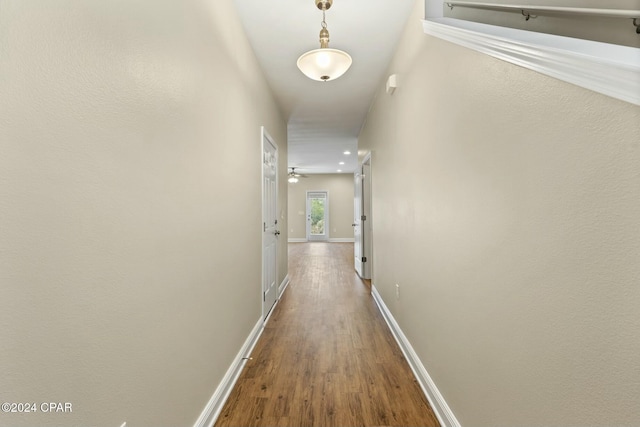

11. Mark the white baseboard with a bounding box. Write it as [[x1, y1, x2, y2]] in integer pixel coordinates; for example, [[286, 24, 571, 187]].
[[194, 276, 293, 427], [193, 318, 265, 427], [288, 238, 307, 243], [278, 274, 290, 298], [371, 285, 461, 427]]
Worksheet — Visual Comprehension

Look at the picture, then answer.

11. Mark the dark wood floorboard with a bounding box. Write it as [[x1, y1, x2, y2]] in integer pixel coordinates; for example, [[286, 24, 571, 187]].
[[215, 242, 439, 427]]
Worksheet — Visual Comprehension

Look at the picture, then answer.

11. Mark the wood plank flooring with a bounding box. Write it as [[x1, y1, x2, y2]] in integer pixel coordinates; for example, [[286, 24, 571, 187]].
[[215, 242, 439, 427]]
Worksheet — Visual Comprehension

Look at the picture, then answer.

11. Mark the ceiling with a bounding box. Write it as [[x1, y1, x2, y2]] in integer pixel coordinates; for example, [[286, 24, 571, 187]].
[[233, 0, 414, 175]]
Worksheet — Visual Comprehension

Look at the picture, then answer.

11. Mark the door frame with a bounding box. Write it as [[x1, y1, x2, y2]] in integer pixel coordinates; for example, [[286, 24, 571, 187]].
[[261, 126, 279, 320], [306, 190, 329, 242]]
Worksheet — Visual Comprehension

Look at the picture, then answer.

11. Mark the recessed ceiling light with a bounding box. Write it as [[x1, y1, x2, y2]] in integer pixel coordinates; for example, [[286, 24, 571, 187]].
[[343, 151, 351, 155], [339, 161, 345, 165]]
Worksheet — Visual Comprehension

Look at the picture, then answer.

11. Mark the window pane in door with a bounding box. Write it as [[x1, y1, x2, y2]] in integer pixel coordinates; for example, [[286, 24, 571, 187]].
[[310, 197, 325, 235]]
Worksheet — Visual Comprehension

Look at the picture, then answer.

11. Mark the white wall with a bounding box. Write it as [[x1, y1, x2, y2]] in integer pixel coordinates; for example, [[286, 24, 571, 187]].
[[287, 174, 354, 240], [0, 1, 286, 426], [360, 1, 640, 425]]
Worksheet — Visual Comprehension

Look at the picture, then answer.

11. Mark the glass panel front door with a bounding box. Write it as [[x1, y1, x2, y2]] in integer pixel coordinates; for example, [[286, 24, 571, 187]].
[[310, 196, 325, 235], [307, 191, 328, 241]]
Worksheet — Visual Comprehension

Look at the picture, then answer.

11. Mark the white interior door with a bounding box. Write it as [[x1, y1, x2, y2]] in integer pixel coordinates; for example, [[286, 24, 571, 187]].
[[262, 128, 278, 319], [354, 169, 364, 277], [306, 191, 329, 241], [361, 157, 372, 279], [354, 156, 371, 280]]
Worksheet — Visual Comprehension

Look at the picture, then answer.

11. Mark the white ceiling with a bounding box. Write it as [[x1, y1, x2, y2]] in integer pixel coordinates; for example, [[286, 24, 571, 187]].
[[233, 0, 414, 174]]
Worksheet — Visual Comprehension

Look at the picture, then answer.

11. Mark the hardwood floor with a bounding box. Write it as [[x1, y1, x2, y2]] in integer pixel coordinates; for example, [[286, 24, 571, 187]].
[[215, 242, 439, 427]]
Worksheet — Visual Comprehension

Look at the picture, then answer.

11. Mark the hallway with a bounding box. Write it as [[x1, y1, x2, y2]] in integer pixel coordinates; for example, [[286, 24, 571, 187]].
[[215, 243, 439, 427]]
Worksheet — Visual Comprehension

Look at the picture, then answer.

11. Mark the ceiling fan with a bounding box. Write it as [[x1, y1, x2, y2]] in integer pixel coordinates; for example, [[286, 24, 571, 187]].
[[288, 167, 308, 183]]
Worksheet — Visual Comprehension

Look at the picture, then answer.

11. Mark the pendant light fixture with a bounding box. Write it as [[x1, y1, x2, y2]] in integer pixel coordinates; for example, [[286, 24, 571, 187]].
[[297, 0, 352, 82]]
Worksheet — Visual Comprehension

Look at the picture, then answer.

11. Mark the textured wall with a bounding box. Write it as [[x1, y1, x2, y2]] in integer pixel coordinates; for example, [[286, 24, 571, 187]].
[[441, 0, 640, 47], [0, 1, 286, 426], [287, 174, 355, 240], [360, 1, 640, 425]]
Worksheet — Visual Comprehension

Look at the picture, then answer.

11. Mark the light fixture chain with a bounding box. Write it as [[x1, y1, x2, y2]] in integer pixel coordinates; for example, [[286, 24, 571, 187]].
[[321, 9, 327, 28]]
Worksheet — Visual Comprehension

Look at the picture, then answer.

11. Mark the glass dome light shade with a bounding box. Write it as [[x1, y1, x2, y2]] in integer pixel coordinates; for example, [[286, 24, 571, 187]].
[[297, 48, 352, 82]]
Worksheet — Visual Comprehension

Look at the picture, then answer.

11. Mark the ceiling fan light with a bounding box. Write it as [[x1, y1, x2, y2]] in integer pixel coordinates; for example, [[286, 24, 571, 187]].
[[297, 48, 352, 82], [288, 176, 299, 183]]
